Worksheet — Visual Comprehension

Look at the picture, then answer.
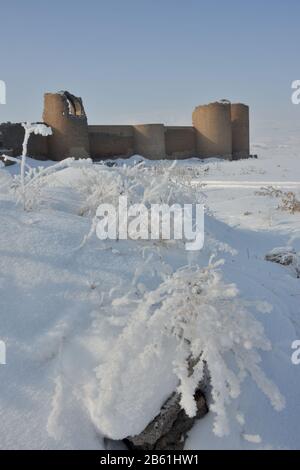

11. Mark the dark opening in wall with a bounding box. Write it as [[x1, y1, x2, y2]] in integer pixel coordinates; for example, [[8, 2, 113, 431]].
[[64, 92, 85, 117]]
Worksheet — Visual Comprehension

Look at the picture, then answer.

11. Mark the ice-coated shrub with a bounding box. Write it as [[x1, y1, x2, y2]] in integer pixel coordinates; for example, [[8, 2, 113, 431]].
[[89, 259, 285, 439]]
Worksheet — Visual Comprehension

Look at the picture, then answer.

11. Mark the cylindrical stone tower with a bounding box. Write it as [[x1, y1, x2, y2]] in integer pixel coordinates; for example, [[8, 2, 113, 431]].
[[231, 103, 250, 160], [192, 101, 232, 159], [134, 124, 166, 160], [43, 91, 90, 161]]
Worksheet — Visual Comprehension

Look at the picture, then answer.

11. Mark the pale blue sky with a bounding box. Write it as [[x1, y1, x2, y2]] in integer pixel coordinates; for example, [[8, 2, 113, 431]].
[[1, 0, 300, 139]]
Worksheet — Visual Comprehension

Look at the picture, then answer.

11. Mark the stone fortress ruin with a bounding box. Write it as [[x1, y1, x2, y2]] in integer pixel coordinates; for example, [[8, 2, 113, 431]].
[[0, 91, 250, 161]]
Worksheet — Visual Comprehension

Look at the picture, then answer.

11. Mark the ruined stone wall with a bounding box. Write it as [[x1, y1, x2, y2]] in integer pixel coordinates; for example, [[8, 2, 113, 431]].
[[88, 125, 134, 159], [1, 92, 250, 162], [88, 124, 197, 160], [0, 122, 48, 159], [165, 126, 196, 159], [133, 124, 166, 160]]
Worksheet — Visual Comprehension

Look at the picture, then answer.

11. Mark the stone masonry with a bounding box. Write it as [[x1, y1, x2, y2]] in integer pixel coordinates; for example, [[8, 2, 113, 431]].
[[0, 91, 250, 161]]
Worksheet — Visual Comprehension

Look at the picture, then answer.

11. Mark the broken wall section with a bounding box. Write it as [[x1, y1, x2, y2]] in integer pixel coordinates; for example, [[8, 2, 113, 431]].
[[0, 122, 49, 159]]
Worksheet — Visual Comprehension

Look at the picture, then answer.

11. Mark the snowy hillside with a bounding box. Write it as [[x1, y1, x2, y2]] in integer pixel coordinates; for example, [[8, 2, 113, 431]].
[[0, 147, 299, 450]]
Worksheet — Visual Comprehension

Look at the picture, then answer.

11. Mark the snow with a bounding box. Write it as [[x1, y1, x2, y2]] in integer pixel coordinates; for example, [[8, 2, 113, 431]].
[[0, 142, 300, 449], [243, 434, 262, 444], [88, 260, 284, 440]]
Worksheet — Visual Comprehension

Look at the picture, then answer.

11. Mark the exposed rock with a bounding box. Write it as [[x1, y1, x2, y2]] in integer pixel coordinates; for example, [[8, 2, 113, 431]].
[[125, 390, 208, 451], [0, 150, 15, 166], [265, 247, 300, 278], [266, 247, 296, 266]]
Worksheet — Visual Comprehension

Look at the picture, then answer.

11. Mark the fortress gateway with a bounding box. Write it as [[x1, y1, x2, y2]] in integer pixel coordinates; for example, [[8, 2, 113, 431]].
[[0, 91, 250, 161]]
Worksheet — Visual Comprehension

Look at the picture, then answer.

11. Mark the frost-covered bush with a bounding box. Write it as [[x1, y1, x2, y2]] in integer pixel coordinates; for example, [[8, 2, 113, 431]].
[[10, 158, 93, 211], [3, 119, 94, 210], [75, 164, 141, 216], [3, 122, 93, 210], [257, 186, 300, 214], [3, 122, 53, 209], [88, 259, 285, 439], [20, 123, 52, 209], [73, 159, 205, 248], [74, 160, 203, 216]]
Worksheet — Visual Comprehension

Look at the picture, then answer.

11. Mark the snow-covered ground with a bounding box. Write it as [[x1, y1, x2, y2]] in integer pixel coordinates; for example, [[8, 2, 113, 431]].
[[0, 144, 299, 450]]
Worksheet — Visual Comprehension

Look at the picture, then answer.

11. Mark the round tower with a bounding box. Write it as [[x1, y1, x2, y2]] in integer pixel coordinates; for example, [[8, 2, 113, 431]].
[[192, 101, 232, 159], [43, 91, 90, 161], [231, 103, 250, 159]]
